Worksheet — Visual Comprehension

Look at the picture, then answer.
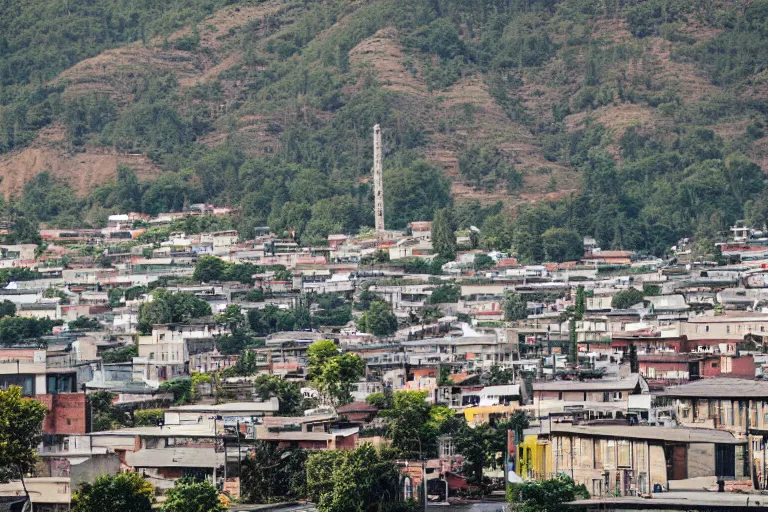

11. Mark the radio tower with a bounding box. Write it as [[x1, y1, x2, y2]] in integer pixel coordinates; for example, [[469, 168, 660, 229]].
[[373, 124, 385, 237]]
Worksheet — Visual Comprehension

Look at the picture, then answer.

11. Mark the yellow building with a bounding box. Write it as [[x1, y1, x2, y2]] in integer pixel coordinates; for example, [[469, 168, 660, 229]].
[[516, 433, 551, 481], [510, 424, 746, 497], [463, 404, 520, 426]]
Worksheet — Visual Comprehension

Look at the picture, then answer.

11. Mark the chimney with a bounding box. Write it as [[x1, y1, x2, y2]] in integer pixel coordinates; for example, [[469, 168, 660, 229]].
[[373, 124, 385, 237]]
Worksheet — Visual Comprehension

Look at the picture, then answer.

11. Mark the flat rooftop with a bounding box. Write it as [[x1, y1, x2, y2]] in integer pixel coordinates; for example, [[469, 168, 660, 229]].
[[551, 424, 744, 445], [168, 400, 279, 414], [658, 378, 768, 399], [567, 491, 768, 510]]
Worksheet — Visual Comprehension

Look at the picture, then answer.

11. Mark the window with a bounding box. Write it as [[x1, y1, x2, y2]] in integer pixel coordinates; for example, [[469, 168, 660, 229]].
[[618, 441, 632, 468], [580, 439, 593, 468], [1, 375, 34, 396], [593, 440, 602, 469], [592, 479, 603, 497], [712, 362, 719, 368], [636, 442, 646, 471], [705, 326, 710, 332], [726, 326, 731, 334], [605, 440, 616, 469], [403, 477, 413, 500]]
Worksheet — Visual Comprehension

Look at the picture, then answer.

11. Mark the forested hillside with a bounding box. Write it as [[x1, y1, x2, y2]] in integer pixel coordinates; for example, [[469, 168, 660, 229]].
[[1, 0, 768, 259]]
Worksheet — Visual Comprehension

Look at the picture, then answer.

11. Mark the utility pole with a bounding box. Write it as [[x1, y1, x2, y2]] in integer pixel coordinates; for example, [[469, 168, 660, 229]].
[[237, 420, 242, 479]]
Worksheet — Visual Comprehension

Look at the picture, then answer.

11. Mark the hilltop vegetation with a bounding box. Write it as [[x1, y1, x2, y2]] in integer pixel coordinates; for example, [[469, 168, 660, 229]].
[[1, 0, 768, 258]]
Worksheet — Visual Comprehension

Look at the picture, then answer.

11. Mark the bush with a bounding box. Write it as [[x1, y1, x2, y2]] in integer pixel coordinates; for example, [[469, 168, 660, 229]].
[[101, 344, 138, 364], [611, 288, 645, 310], [69, 316, 102, 330], [158, 378, 192, 405], [134, 409, 165, 426], [429, 284, 460, 304]]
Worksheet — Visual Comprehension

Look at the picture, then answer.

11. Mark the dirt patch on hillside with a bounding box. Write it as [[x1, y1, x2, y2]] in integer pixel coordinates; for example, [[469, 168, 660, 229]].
[[60, 0, 286, 97], [0, 145, 161, 199], [592, 18, 633, 44], [198, 113, 284, 155], [646, 37, 720, 102], [180, 51, 242, 87], [349, 28, 427, 96], [750, 137, 768, 173], [160, 2, 285, 49], [565, 103, 656, 135], [450, 182, 511, 204], [424, 75, 580, 198], [58, 45, 202, 102]]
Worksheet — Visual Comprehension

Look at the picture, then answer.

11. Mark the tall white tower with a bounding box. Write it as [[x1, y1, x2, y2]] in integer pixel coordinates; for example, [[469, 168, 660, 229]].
[[373, 124, 385, 236]]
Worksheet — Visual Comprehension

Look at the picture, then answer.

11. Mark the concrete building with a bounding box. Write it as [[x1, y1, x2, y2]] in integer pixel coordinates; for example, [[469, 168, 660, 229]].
[[518, 424, 746, 497]]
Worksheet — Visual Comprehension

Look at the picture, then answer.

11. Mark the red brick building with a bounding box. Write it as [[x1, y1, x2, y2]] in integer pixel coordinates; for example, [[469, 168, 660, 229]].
[[35, 393, 88, 435], [639, 353, 755, 386]]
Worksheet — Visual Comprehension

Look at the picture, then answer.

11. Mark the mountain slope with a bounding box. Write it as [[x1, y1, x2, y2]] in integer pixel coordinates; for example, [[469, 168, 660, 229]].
[[1, 0, 768, 256]]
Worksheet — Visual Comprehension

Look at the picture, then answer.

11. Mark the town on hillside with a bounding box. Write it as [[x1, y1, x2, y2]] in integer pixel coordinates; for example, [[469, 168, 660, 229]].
[[3, 195, 768, 511]]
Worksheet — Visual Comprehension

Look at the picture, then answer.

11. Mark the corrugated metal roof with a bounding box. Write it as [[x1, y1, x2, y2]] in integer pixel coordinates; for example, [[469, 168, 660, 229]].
[[127, 448, 224, 468], [533, 375, 640, 392], [551, 424, 744, 444], [657, 378, 768, 398]]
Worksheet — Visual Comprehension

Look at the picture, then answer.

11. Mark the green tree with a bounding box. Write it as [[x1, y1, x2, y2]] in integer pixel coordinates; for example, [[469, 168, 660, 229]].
[[8, 215, 42, 245], [241, 443, 309, 503], [429, 284, 460, 304], [215, 330, 262, 356], [0, 317, 61, 346], [137, 290, 211, 333], [453, 423, 505, 483], [252, 374, 306, 415], [193, 256, 227, 282], [0, 387, 47, 497], [20, 171, 81, 223], [0, 300, 16, 319], [628, 343, 639, 374], [101, 344, 138, 363], [420, 305, 443, 323], [507, 474, 589, 512], [134, 409, 165, 427], [459, 145, 521, 191], [611, 288, 645, 309], [357, 301, 398, 336], [568, 318, 577, 365], [162, 478, 224, 512], [474, 253, 495, 269], [481, 213, 514, 251], [504, 292, 527, 321], [306, 444, 404, 512], [575, 285, 586, 319], [432, 208, 456, 260], [69, 316, 101, 330], [158, 378, 193, 405], [486, 365, 515, 385], [216, 304, 247, 331], [88, 391, 130, 431], [379, 391, 439, 458], [384, 161, 451, 229], [642, 284, 660, 296], [541, 228, 583, 263], [365, 390, 392, 409], [72, 472, 154, 512], [306, 340, 365, 407]]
